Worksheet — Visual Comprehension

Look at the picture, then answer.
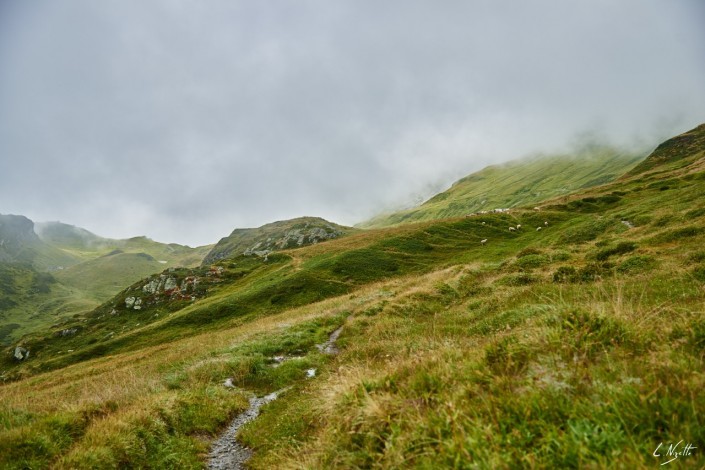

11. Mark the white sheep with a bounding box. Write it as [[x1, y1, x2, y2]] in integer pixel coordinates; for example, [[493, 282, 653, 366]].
[[509, 227, 516, 231], [516, 224, 521, 229], [480, 239, 488, 245], [544, 221, 548, 226], [481, 221, 486, 225], [536, 226, 542, 231]]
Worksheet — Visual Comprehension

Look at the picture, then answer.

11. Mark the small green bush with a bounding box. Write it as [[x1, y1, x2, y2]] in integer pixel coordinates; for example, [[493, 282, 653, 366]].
[[617, 256, 657, 274], [515, 254, 550, 270], [693, 266, 705, 282], [652, 226, 704, 243], [690, 320, 705, 352], [496, 273, 538, 286], [631, 214, 652, 226], [559, 219, 611, 244], [517, 247, 543, 258], [485, 337, 531, 375], [577, 263, 610, 283], [595, 242, 637, 261], [553, 266, 578, 283], [561, 309, 631, 359], [685, 207, 705, 218]]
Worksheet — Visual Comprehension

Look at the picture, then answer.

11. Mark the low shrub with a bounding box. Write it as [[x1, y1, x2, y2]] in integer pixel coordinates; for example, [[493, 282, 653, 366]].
[[595, 242, 637, 261], [617, 255, 657, 274], [553, 266, 577, 283]]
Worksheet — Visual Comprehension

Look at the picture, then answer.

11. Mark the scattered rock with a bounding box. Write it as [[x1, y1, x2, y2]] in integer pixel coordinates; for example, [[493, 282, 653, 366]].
[[269, 355, 305, 368], [55, 328, 78, 337], [13, 346, 29, 361], [306, 368, 317, 378], [125, 297, 136, 309], [224, 378, 235, 388], [163, 277, 178, 291]]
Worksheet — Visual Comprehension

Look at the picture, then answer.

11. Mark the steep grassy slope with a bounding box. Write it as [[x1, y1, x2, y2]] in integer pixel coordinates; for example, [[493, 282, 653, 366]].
[[0, 264, 92, 347], [1, 124, 704, 468], [362, 146, 642, 228], [624, 123, 705, 177]]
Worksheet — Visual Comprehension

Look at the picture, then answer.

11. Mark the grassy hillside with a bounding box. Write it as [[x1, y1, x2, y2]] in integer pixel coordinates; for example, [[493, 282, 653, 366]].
[[362, 145, 643, 228], [34, 222, 115, 258], [203, 216, 355, 265], [54, 238, 212, 303], [1, 124, 705, 468], [0, 219, 212, 345], [0, 215, 83, 271]]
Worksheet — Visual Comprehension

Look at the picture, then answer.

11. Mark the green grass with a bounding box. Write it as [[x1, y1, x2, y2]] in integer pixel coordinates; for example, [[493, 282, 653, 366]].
[[0, 223, 211, 345], [361, 145, 642, 228], [1, 123, 705, 468]]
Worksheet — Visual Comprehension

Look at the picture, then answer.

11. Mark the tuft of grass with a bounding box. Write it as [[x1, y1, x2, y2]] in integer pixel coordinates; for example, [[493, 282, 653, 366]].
[[595, 241, 637, 261], [617, 255, 657, 274]]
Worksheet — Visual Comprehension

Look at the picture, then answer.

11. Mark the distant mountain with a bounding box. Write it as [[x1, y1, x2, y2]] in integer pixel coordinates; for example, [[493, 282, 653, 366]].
[[360, 146, 643, 228], [0, 215, 82, 270], [0, 215, 212, 345], [203, 216, 356, 265], [55, 239, 211, 302], [34, 221, 114, 254]]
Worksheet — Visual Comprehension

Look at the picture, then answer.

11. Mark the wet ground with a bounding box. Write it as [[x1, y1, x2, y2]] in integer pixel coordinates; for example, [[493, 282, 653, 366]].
[[207, 324, 344, 469]]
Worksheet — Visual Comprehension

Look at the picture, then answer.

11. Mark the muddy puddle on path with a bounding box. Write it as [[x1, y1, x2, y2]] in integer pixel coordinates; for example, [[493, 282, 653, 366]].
[[207, 325, 345, 469]]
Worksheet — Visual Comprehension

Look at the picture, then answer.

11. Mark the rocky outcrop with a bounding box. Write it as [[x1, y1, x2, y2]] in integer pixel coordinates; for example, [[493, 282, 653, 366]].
[[125, 297, 143, 310], [55, 328, 78, 337], [142, 274, 180, 295], [203, 217, 354, 265], [114, 265, 225, 314]]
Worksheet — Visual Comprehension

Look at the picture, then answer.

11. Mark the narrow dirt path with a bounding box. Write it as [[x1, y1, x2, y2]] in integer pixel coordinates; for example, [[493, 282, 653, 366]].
[[207, 389, 284, 470], [316, 326, 344, 355], [208, 324, 345, 468]]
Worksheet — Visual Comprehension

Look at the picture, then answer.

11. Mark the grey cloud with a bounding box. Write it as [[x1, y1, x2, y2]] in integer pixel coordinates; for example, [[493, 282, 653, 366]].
[[1, 0, 704, 245]]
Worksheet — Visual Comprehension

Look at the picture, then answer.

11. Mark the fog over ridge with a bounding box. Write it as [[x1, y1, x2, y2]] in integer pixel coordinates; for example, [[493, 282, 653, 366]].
[[0, 1, 703, 246]]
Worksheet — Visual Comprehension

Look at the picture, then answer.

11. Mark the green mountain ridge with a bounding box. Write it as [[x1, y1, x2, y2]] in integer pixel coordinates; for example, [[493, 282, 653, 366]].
[[0, 215, 83, 270], [361, 145, 643, 228], [2, 124, 705, 468], [0, 218, 212, 345]]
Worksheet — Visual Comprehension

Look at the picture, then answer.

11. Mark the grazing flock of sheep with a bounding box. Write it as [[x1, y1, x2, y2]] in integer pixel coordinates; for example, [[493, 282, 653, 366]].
[[480, 220, 548, 246]]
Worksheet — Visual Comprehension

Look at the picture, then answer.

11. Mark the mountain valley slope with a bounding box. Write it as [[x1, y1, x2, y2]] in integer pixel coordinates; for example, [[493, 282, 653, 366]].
[[1, 124, 705, 468], [0, 219, 211, 345], [362, 144, 643, 228]]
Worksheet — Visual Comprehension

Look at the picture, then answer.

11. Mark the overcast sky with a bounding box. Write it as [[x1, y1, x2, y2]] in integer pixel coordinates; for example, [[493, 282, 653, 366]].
[[1, 1, 704, 246]]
